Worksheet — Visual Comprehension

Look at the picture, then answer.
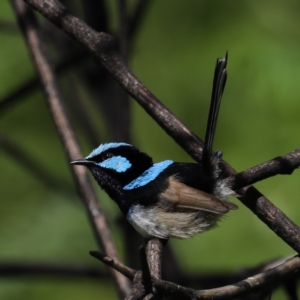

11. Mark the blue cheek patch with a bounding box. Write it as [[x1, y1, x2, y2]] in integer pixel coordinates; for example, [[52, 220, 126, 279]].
[[98, 156, 132, 173], [123, 160, 173, 190]]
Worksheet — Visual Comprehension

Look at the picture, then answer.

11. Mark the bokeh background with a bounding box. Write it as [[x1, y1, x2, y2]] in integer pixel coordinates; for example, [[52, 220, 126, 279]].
[[1, 1, 300, 299]]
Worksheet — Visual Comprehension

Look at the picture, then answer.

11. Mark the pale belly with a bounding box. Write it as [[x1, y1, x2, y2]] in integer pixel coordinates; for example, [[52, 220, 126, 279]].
[[127, 204, 220, 239]]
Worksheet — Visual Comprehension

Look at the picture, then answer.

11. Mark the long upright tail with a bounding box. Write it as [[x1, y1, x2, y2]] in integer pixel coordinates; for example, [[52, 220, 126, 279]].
[[202, 53, 228, 179]]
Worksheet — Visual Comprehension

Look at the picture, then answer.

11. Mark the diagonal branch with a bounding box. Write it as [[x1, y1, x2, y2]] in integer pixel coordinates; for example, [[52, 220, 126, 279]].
[[22, 0, 300, 255], [10, 1, 130, 297], [90, 251, 136, 280], [91, 250, 151, 299]]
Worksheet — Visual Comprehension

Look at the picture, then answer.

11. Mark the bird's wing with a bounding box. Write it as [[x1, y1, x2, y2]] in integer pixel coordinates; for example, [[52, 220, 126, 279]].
[[159, 177, 238, 214]]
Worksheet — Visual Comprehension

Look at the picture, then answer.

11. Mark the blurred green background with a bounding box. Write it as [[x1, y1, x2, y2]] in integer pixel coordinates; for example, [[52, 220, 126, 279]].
[[1, 0, 300, 299]]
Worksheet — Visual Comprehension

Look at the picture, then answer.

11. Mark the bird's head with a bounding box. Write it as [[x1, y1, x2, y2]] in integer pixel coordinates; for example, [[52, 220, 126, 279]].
[[71, 143, 154, 197]]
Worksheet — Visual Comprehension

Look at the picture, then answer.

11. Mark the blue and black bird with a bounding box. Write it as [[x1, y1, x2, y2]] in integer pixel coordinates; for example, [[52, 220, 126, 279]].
[[71, 54, 238, 239]]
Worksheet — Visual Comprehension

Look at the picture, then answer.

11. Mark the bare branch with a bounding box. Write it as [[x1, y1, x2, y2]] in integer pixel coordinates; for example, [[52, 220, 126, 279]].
[[90, 251, 136, 280], [154, 255, 300, 300], [10, 1, 130, 297], [91, 249, 153, 300], [145, 239, 165, 299], [90, 243, 164, 300], [223, 148, 300, 190], [125, 271, 149, 300], [145, 239, 164, 280]]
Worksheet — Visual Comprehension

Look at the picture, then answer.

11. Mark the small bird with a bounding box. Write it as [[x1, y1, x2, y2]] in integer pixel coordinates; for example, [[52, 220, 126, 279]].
[[71, 54, 238, 239]]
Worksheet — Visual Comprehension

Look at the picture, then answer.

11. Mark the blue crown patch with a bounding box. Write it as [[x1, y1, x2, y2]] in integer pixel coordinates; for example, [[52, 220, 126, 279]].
[[86, 142, 131, 159]]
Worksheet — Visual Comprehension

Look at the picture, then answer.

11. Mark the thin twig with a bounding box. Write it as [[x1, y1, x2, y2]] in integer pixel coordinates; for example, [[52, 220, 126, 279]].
[[10, 1, 130, 297], [222, 148, 300, 191], [91, 244, 164, 299], [90, 251, 136, 280], [91, 249, 153, 299]]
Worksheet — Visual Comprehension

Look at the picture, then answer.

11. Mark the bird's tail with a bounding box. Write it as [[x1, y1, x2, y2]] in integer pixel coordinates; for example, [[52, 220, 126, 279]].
[[202, 53, 228, 180]]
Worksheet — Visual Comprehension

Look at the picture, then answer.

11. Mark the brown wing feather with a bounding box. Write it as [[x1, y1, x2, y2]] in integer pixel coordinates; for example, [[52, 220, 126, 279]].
[[159, 178, 238, 214]]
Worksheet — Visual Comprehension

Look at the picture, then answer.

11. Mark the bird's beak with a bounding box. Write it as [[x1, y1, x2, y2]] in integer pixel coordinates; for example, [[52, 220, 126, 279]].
[[70, 159, 95, 166]]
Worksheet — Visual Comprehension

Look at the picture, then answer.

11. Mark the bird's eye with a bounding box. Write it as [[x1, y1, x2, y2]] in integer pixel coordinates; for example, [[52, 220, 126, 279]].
[[103, 152, 113, 160]]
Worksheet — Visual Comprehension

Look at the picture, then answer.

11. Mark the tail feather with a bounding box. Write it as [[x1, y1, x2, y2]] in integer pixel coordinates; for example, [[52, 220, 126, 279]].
[[202, 53, 228, 178]]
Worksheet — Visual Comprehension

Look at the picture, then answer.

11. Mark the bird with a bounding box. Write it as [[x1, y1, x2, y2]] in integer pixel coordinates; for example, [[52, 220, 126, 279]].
[[71, 53, 238, 239]]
